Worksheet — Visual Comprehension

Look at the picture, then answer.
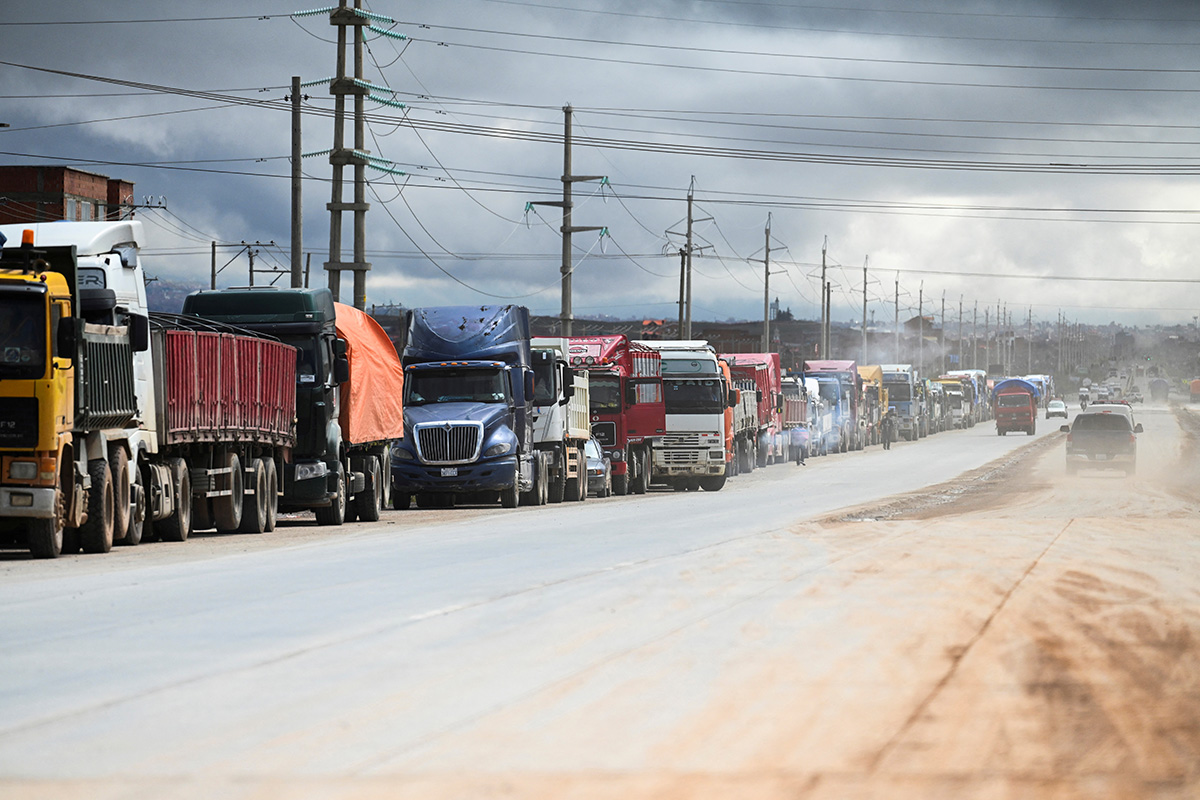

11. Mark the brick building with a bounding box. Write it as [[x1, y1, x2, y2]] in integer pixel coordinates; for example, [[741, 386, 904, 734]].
[[0, 166, 134, 225]]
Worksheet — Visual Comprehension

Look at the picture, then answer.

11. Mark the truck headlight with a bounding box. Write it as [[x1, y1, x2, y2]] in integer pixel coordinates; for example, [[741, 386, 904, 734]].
[[8, 461, 37, 481], [608, 450, 624, 462], [294, 462, 328, 482], [484, 442, 512, 457], [391, 444, 415, 461]]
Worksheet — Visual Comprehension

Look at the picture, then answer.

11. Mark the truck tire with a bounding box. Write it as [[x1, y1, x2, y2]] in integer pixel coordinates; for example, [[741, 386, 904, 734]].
[[699, 474, 726, 492], [548, 463, 566, 504], [239, 458, 269, 533], [263, 458, 279, 532], [612, 471, 629, 496], [80, 459, 115, 554], [212, 451, 244, 532], [109, 446, 131, 546], [577, 450, 588, 501], [565, 447, 585, 502], [501, 479, 520, 508], [757, 442, 768, 468], [192, 497, 214, 532], [633, 449, 649, 494], [356, 456, 382, 522], [28, 483, 65, 559], [393, 491, 412, 510], [155, 458, 191, 542], [315, 462, 346, 526], [118, 460, 147, 547]]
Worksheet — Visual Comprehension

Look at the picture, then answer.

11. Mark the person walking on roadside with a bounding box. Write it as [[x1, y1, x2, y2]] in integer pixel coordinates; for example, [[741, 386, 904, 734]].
[[791, 423, 808, 465], [882, 408, 895, 450]]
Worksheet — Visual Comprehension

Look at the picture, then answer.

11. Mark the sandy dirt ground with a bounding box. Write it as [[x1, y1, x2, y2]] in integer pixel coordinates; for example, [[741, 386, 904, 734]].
[[4, 406, 1198, 800]]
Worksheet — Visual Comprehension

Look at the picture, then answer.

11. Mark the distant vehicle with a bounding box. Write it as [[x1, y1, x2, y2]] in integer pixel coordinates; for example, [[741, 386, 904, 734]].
[[993, 378, 1039, 436], [1062, 409, 1142, 476], [584, 438, 612, 498], [1046, 400, 1068, 419]]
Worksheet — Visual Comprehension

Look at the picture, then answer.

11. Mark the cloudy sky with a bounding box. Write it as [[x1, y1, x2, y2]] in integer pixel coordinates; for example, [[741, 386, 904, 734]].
[[3, 0, 1200, 331]]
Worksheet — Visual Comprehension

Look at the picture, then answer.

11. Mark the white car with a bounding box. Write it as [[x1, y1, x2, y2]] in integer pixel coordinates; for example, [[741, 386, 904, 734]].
[[1046, 400, 1068, 419]]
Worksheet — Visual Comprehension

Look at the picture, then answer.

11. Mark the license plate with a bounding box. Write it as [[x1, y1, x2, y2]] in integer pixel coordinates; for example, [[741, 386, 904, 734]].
[[441, 467, 458, 476]]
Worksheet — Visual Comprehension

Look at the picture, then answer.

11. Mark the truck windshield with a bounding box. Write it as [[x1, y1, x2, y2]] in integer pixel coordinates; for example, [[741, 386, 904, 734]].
[[817, 381, 841, 404], [277, 335, 324, 384], [997, 394, 1031, 407], [0, 293, 47, 379], [885, 383, 912, 401], [664, 378, 724, 414], [406, 368, 508, 406], [590, 375, 621, 414]]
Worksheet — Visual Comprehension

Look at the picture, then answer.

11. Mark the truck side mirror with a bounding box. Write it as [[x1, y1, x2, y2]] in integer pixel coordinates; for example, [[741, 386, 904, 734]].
[[756, 389, 763, 404], [56, 315, 80, 359], [562, 366, 575, 400], [334, 355, 350, 384], [1060, 424, 1071, 433], [129, 313, 150, 353], [1134, 423, 1143, 433], [728, 388, 739, 408], [626, 385, 637, 406], [776, 395, 784, 413], [335, 338, 348, 357], [524, 369, 535, 400]]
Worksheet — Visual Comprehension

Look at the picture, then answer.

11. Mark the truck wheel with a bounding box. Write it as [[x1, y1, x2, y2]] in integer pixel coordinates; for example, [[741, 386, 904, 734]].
[[213, 451, 244, 532], [699, 474, 726, 492], [263, 458, 279, 532], [239, 458, 269, 534], [80, 459, 115, 554], [109, 446, 131, 545], [575, 449, 588, 501], [117, 460, 147, 547], [633, 450, 649, 494], [612, 472, 629, 496], [357, 457, 383, 522], [548, 465, 566, 504], [192, 497, 214, 532], [315, 462, 346, 526], [28, 483, 65, 559], [501, 479, 520, 508], [155, 458, 191, 542], [757, 441, 768, 468]]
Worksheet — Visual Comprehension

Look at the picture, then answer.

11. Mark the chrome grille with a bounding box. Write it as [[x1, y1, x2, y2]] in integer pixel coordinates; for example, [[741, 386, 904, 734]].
[[660, 432, 704, 449], [660, 448, 702, 464], [415, 422, 483, 465], [592, 421, 617, 447]]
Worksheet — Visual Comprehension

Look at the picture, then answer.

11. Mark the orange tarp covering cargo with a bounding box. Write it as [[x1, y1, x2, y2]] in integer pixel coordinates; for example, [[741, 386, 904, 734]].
[[334, 302, 405, 445]]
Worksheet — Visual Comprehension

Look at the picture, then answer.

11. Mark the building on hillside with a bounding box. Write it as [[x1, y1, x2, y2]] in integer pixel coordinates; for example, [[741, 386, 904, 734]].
[[0, 165, 134, 225]]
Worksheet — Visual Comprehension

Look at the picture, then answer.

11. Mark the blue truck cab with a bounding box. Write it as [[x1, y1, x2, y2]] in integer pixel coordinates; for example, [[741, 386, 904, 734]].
[[391, 305, 536, 509]]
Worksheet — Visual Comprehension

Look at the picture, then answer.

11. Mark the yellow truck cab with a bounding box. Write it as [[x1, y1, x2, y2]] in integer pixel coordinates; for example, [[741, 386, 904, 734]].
[[0, 230, 79, 557]]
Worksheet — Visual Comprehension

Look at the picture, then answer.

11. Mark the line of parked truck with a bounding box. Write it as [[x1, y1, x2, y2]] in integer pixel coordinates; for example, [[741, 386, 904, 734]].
[[2, 221, 1051, 559]]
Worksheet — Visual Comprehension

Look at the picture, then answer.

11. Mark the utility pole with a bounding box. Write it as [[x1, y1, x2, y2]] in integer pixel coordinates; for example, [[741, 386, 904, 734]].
[[820, 237, 828, 358], [677, 248, 686, 336], [918, 282, 924, 375], [762, 213, 771, 352], [825, 282, 832, 357], [972, 300, 977, 369], [957, 295, 963, 371], [324, 0, 372, 309], [894, 272, 900, 363], [940, 290, 946, 373], [211, 240, 217, 290], [289, 75, 303, 288], [665, 177, 706, 339], [530, 106, 605, 336], [861, 256, 868, 364], [984, 307, 990, 369], [1027, 306, 1033, 373]]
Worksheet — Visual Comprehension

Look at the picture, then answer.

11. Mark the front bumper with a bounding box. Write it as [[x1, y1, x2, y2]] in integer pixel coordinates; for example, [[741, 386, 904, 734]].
[[392, 455, 517, 494], [0, 486, 57, 519]]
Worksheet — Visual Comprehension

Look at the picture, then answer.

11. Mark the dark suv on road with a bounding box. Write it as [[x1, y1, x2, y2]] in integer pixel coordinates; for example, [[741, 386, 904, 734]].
[[1062, 409, 1142, 476]]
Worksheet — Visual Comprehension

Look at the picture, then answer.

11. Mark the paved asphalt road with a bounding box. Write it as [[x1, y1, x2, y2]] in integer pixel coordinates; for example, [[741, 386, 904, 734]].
[[2, 405, 1196, 799]]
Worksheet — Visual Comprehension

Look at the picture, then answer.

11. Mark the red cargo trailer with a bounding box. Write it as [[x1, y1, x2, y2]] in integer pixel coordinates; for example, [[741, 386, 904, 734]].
[[147, 320, 297, 540], [720, 352, 785, 466], [567, 335, 666, 495]]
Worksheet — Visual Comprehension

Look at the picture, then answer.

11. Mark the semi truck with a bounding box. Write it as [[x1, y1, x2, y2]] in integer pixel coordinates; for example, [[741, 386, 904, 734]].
[[0, 221, 301, 558], [183, 287, 403, 524], [993, 378, 1040, 436], [391, 305, 538, 508], [567, 335, 664, 495], [636, 340, 729, 491], [724, 358, 760, 474], [857, 365, 886, 446], [804, 360, 863, 451], [531, 337, 591, 503], [878, 364, 922, 441], [721, 352, 786, 466]]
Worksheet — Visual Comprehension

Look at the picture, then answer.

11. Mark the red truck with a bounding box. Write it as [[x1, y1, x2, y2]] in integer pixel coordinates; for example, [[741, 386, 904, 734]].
[[567, 336, 666, 495], [992, 378, 1040, 436], [721, 352, 785, 466]]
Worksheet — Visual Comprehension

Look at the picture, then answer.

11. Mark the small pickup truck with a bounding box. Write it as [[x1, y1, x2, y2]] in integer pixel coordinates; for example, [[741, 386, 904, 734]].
[[1061, 409, 1142, 476]]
